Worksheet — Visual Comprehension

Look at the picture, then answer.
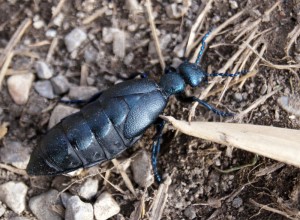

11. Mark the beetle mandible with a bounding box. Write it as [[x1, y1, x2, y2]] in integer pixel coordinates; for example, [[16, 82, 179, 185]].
[[26, 31, 247, 182]]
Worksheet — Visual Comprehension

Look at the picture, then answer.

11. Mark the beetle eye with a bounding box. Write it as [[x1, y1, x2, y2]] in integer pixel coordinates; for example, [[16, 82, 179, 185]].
[[164, 66, 177, 74]]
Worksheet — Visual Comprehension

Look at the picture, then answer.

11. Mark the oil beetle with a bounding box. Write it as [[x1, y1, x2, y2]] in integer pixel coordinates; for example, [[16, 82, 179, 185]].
[[26, 31, 247, 183]]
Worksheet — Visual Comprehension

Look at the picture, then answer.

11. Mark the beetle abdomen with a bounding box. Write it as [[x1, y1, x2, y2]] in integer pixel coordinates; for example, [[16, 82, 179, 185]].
[[27, 79, 167, 176]]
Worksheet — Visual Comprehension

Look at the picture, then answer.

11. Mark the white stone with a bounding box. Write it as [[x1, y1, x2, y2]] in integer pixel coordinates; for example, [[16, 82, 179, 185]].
[[0, 181, 28, 214], [7, 73, 34, 105], [65, 196, 93, 220], [64, 28, 87, 52], [93, 192, 120, 220], [78, 178, 99, 200], [53, 13, 64, 27]]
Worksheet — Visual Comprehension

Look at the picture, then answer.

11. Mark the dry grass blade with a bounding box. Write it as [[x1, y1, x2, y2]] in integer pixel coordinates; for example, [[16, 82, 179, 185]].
[[185, 0, 213, 57], [145, 0, 165, 70], [46, 37, 59, 63], [51, 0, 67, 18], [150, 176, 171, 220], [249, 199, 299, 220], [82, 6, 107, 25], [111, 159, 137, 197], [235, 86, 282, 120], [246, 43, 300, 81], [190, 9, 245, 63], [0, 51, 14, 90], [0, 163, 27, 176], [285, 24, 300, 57], [160, 116, 300, 169], [0, 18, 31, 68]]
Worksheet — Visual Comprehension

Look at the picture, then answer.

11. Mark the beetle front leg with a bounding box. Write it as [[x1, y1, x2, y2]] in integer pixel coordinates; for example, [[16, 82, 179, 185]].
[[177, 95, 234, 117], [152, 119, 166, 183]]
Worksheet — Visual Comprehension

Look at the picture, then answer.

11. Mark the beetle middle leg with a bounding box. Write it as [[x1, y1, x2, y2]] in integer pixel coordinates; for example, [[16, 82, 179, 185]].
[[177, 95, 234, 117], [152, 119, 166, 183]]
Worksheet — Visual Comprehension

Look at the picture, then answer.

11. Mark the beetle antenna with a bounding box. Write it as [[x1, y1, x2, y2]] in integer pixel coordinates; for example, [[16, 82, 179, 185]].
[[195, 29, 212, 65], [209, 70, 249, 77]]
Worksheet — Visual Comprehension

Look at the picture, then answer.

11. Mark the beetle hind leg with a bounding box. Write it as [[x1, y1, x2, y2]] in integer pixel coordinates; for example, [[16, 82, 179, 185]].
[[152, 119, 166, 183]]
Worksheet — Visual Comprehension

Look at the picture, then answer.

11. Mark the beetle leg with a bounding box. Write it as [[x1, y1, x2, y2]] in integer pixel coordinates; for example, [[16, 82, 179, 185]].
[[177, 95, 234, 117], [209, 70, 248, 78], [60, 92, 103, 105], [152, 119, 166, 183]]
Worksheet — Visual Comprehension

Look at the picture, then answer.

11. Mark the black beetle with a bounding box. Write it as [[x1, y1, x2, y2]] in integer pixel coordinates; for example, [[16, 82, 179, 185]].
[[26, 31, 247, 182]]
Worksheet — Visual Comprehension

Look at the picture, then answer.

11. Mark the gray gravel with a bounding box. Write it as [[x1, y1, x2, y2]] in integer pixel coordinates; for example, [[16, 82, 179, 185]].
[[77, 178, 99, 200], [0, 140, 30, 170], [93, 192, 120, 220], [65, 196, 93, 220], [131, 150, 154, 187], [34, 80, 55, 99], [64, 28, 87, 52], [34, 61, 54, 79], [0, 181, 28, 214], [29, 189, 63, 220]]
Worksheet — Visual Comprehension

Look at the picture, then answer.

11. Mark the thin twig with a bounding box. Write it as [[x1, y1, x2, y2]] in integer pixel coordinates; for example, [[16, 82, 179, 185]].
[[145, 0, 165, 70], [249, 199, 299, 220], [82, 6, 107, 25], [185, 0, 213, 57], [0, 163, 27, 176], [52, 0, 67, 18]]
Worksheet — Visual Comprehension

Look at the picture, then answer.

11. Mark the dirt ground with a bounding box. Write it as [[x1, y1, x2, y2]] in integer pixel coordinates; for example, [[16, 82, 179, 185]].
[[0, 0, 300, 219]]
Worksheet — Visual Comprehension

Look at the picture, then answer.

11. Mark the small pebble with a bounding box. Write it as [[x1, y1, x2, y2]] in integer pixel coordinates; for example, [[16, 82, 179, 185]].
[[229, 0, 238, 9], [34, 80, 55, 99], [46, 29, 57, 38], [233, 93, 243, 102], [184, 206, 197, 219], [232, 197, 243, 208], [166, 3, 181, 18], [278, 95, 300, 116], [113, 29, 126, 59], [51, 75, 70, 95], [48, 104, 79, 129], [212, 15, 221, 24], [0, 140, 30, 169], [7, 73, 34, 105], [123, 52, 134, 66], [84, 46, 98, 63], [131, 150, 154, 187], [160, 34, 172, 50], [64, 28, 87, 52], [102, 27, 114, 43], [53, 13, 64, 27], [29, 190, 63, 220], [260, 84, 268, 95], [35, 61, 54, 79], [65, 196, 93, 220], [68, 86, 99, 100], [33, 20, 45, 29], [0, 181, 28, 214], [93, 192, 120, 220], [78, 178, 99, 200]]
